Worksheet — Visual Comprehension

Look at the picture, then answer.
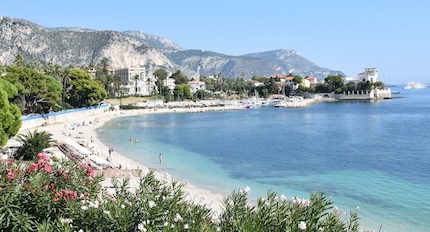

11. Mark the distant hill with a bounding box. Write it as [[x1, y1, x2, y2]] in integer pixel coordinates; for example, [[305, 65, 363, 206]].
[[0, 16, 343, 80]]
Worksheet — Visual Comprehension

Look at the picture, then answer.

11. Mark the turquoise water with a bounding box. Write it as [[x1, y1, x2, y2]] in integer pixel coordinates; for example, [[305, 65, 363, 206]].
[[98, 87, 430, 232]]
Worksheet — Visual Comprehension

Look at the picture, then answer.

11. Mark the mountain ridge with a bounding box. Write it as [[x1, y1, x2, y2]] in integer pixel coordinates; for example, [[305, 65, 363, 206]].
[[0, 16, 343, 80]]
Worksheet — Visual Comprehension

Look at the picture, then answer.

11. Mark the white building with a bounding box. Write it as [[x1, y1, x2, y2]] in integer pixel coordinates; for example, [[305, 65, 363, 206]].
[[344, 67, 379, 84], [114, 67, 155, 96], [164, 78, 176, 93], [188, 80, 206, 94], [337, 68, 391, 100]]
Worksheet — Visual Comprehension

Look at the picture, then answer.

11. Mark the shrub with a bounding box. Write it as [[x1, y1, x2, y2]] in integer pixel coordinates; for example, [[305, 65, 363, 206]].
[[14, 130, 54, 160], [0, 153, 363, 231]]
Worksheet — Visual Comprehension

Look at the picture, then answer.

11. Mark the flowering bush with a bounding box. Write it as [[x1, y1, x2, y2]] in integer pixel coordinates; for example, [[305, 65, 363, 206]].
[[0, 152, 363, 231]]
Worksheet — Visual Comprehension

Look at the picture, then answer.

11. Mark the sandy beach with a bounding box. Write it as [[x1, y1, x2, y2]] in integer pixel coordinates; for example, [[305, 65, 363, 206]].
[[18, 106, 246, 214]]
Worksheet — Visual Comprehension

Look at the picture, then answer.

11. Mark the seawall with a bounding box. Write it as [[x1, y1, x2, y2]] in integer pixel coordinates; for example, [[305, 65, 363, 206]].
[[20, 104, 110, 132]]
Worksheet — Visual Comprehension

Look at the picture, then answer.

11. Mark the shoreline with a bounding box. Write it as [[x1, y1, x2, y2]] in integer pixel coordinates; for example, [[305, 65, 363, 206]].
[[19, 106, 246, 214]]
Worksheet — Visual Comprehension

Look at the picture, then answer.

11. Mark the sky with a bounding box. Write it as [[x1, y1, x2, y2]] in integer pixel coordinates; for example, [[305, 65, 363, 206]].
[[2, 0, 430, 84]]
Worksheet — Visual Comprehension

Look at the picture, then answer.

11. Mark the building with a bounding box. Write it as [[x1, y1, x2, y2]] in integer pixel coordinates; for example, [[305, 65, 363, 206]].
[[164, 78, 176, 93], [114, 67, 155, 96], [343, 67, 379, 84], [188, 80, 206, 94], [320, 68, 391, 100]]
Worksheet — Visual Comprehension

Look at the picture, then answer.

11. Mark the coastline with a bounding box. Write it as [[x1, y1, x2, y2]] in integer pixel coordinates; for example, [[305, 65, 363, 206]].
[[18, 106, 246, 214]]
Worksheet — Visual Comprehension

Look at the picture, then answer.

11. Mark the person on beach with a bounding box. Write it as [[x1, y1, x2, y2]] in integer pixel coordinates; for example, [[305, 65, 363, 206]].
[[159, 153, 163, 164]]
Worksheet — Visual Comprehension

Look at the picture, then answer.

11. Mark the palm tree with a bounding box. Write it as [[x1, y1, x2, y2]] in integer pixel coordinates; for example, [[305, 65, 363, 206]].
[[14, 129, 54, 161], [153, 68, 168, 96], [112, 75, 123, 97], [133, 74, 140, 96], [60, 68, 72, 102], [145, 78, 152, 96]]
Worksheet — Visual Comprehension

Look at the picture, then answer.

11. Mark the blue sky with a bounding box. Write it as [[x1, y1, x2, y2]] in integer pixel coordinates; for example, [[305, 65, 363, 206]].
[[2, 0, 430, 84]]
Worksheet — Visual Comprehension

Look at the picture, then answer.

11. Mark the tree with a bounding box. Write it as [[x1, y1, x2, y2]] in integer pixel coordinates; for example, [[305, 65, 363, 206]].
[[346, 81, 357, 91], [268, 77, 278, 94], [373, 81, 385, 89], [67, 68, 107, 108], [173, 84, 191, 101], [293, 75, 303, 85], [314, 83, 332, 93], [14, 129, 53, 160], [45, 76, 62, 111], [325, 75, 344, 93], [195, 89, 209, 100], [0, 78, 22, 147], [153, 68, 168, 95], [3, 66, 62, 114], [170, 70, 188, 85], [357, 81, 372, 91], [133, 75, 139, 96], [145, 78, 153, 95], [59, 67, 72, 103], [95, 57, 111, 91], [13, 54, 26, 67]]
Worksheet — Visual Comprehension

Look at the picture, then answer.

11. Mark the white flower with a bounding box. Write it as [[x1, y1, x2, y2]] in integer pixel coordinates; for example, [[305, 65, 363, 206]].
[[279, 194, 286, 200], [174, 213, 183, 222], [184, 223, 189, 229], [164, 221, 168, 227], [103, 210, 110, 215], [89, 201, 99, 208], [242, 186, 251, 193], [301, 199, 310, 207], [137, 223, 144, 231], [81, 206, 88, 211], [148, 200, 156, 208], [298, 221, 307, 230], [60, 218, 73, 224], [121, 204, 125, 209]]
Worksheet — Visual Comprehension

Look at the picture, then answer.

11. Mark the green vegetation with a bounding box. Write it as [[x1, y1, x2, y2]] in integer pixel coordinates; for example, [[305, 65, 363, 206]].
[[0, 78, 22, 147], [67, 68, 107, 108], [0, 53, 390, 145], [0, 154, 363, 231], [14, 129, 53, 160], [0, 55, 381, 231]]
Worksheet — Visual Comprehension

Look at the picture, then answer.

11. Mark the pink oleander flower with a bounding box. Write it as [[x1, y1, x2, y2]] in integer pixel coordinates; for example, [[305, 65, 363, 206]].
[[80, 163, 94, 177], [44, 165, 53, 173], [6, 169, 15, 180], [45, 183, 55, 190], [27, 163, 39, 173], [37, 152, 51, 162], [54, 189, 78, 202]]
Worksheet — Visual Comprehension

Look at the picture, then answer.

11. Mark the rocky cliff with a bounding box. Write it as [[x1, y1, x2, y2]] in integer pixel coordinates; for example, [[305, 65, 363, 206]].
[[0, 17, 343, 80]]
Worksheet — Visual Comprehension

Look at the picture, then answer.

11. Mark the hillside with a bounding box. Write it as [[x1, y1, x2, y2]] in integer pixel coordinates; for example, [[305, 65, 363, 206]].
[[0, 16, 343, 80]]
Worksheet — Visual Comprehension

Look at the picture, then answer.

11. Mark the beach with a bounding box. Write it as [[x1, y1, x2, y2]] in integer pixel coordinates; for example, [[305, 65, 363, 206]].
[[18, 106, 245, 214]]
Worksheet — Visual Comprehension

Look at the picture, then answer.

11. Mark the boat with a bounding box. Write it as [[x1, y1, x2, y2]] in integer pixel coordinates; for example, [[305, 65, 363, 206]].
[[391, 91, 400, 94], [403, 81, 429, 89]]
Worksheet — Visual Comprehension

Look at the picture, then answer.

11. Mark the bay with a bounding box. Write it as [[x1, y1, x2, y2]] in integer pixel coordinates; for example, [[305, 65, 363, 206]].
[[99, 87, 430, 232]]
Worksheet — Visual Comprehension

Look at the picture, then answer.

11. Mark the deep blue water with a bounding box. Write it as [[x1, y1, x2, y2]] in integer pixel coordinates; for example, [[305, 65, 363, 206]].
[[98, 87, 430, 232]]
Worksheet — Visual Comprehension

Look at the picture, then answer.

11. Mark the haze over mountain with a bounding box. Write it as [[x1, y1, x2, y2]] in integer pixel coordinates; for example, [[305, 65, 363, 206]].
[[0, 16, 343, 80]]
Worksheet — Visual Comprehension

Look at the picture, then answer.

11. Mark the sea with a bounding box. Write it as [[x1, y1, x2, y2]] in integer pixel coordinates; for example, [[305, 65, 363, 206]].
[[98, 86, 430, 232]]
